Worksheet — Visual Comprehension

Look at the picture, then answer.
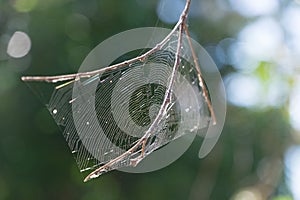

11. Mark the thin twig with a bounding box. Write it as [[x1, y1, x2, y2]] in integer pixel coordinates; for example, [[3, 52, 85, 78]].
[[183, 24, 216, 125], [21, 22, 182, 83]]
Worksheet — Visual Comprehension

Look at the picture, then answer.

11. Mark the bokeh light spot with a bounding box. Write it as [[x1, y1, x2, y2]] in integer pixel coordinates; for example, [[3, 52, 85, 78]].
[[216, 38, 236, 66], [14, 0, 38, 13], [289, 81, 300, 131], [229, 0, 279, 17], [285, 146, 300, 200], [225, 73, 262, 108], [232, 188, 263, 200], [281, 4, 300, 55], [65, 13, 90, 42], [156, 0, 185, 24], [266, 78, 289, 107], [229, 42, 259, 71], [7, 31, 31, 58], [238, 17, 283, 61]]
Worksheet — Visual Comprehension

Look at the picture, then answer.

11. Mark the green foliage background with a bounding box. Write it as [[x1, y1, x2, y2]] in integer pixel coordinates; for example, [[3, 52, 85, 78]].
[[0, 0, 296, 199]]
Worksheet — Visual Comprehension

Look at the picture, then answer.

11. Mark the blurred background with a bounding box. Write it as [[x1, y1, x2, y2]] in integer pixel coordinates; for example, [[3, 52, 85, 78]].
[[0, 0, 299, 199]]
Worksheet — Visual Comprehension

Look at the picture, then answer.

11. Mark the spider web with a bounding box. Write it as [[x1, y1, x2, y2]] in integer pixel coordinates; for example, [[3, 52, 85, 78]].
[[26, 30, 211, 176]]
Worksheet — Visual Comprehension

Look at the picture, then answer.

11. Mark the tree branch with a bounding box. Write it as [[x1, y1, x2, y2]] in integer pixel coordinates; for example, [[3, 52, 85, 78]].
[[21, 0, 216, 182], [84, 0, 192, 182]]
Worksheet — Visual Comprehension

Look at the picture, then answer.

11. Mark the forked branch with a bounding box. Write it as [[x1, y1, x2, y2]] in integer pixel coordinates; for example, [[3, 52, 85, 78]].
[[84, 0, 191, 182], [21, 0, 216, 182]]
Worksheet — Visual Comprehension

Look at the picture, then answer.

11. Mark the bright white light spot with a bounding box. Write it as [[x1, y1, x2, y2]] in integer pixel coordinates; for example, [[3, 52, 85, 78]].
[[289, 82, 300, 131], [7, 31, 31, 58], [285, 146, 300, 200], [229, 42, 259, 71], [52, 109, 57, 115], [282, 5, 300, 38], [233, 188, 262, 200], [157, 0, 185, 24], [266, 78, 288, 107], [225, 72, 288, 108], [238, 17, 283, 61], [225, 73, 262, 108], [281, 5, 300, 55], [229, 0, 279, 17]]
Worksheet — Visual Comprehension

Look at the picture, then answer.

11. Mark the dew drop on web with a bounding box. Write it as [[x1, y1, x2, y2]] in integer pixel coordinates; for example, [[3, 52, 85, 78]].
[[52, 109, 58, 114]]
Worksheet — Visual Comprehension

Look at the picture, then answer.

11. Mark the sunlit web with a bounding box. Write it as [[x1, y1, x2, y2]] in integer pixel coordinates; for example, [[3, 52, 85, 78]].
[[25, 29, 211, 177]]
